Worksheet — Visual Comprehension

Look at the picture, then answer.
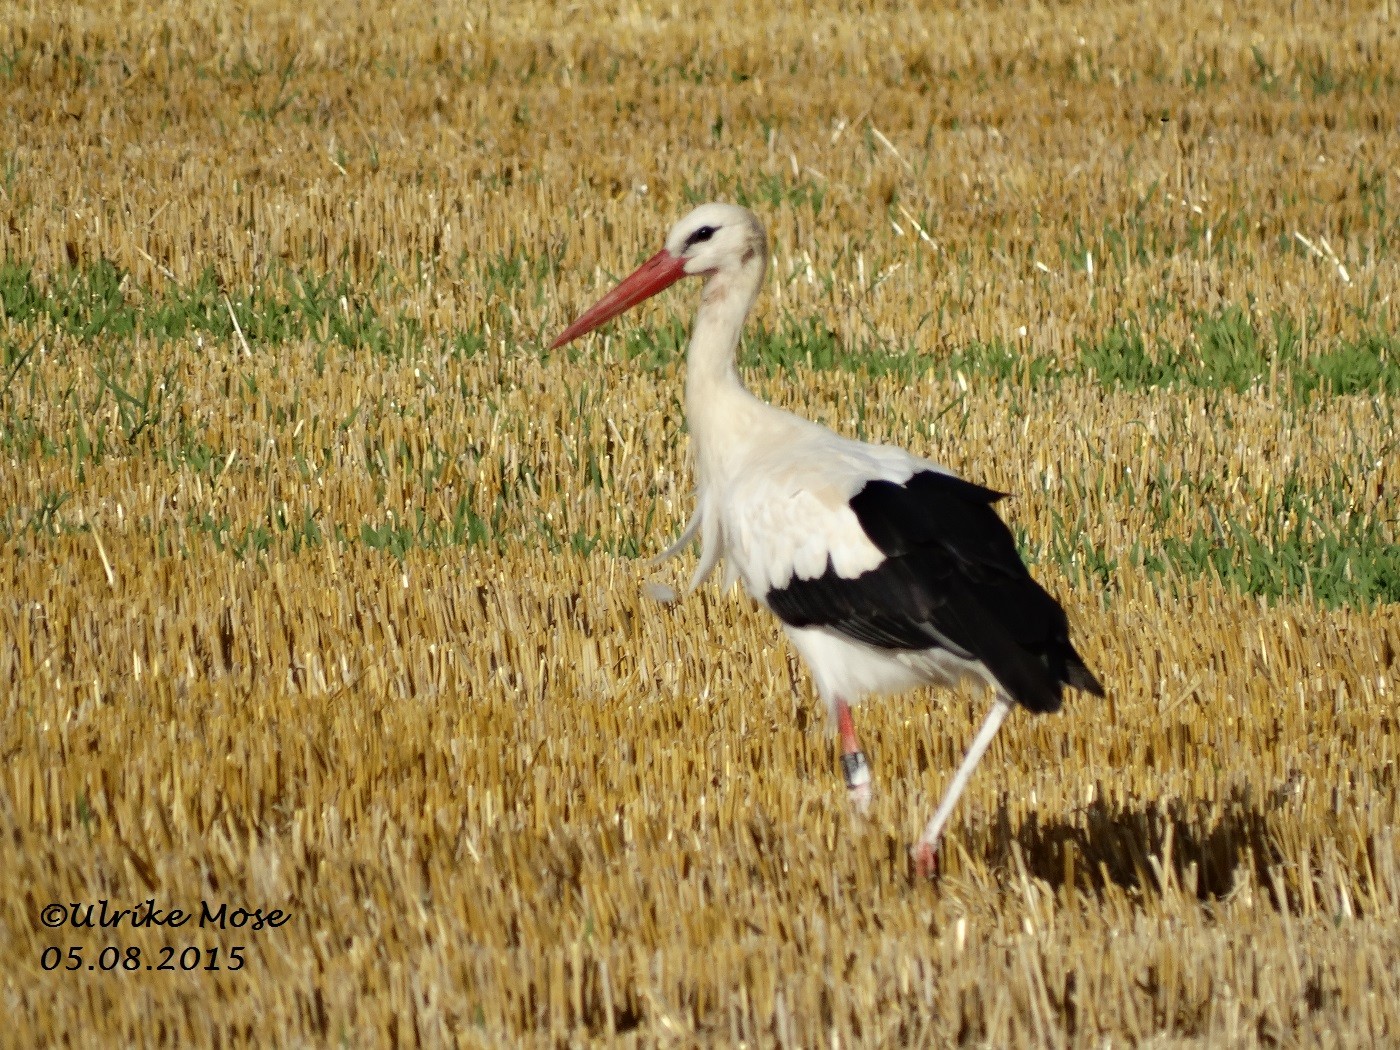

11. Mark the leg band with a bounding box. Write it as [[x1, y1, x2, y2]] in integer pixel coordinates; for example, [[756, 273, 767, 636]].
[[841, 750, 871, 790]]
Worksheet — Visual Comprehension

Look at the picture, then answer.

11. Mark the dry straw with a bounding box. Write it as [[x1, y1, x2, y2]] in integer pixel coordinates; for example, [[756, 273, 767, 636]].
[[1, 0, 1396, 1044]]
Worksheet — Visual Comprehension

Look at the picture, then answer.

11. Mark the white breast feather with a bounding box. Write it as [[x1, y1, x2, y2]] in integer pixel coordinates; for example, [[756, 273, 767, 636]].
[[649, 410, 954, 603], [726, 431, 935, 596], [650, 488, 725, 596]]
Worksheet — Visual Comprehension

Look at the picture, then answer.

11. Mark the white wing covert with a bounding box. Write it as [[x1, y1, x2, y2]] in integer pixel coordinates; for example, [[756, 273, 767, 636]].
[[724, 434, 932, 598]]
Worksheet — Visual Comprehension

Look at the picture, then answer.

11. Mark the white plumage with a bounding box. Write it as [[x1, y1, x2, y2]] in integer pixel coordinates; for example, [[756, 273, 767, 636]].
[[551, 203, 1102, 874]]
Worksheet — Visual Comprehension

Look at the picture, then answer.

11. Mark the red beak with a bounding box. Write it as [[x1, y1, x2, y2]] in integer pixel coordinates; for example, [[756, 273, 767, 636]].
[[549, 249, 689, 350]]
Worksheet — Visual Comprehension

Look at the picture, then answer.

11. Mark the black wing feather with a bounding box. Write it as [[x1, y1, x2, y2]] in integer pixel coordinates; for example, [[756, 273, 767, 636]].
[[765, 470, 1103, 712]]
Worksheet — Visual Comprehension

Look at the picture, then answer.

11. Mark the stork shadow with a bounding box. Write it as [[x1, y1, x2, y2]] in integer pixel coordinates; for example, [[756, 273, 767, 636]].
[[985, 787, 1285, 903]]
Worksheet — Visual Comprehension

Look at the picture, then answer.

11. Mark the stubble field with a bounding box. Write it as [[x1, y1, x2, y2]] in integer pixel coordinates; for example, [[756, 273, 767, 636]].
[[1, 1, 1398, 1044]]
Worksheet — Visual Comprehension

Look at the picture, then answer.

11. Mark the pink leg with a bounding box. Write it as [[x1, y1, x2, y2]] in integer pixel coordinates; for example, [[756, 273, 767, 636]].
[[912, 695, 1013, 879], [835, 698, 872, 814], [911, 840, 939, 880]]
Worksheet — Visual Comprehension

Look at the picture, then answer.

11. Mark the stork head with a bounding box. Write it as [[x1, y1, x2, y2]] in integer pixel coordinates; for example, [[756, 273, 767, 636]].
[[664, 202, 767, 279], [550, 203, 766, 350]]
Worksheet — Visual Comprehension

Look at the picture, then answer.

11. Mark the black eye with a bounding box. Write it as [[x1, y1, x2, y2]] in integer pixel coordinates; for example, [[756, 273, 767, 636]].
[[684, 225, 717, 249]]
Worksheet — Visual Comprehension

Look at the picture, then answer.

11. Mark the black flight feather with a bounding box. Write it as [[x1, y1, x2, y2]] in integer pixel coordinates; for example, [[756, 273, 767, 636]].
[[765, 470, 1104, 713]]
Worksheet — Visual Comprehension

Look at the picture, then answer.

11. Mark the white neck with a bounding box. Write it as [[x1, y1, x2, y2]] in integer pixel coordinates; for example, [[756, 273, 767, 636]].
[[683, 258, 768, 484]]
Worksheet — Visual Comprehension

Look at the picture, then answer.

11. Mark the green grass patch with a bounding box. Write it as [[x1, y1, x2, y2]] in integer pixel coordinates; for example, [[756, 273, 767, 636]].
[[358, 499, 491, 559], [747, 304, 1398, 401], [0, 258, 435, 357], [0, 489, 85, 547], [943, 339, 1062, 385], [682, 171, 827, 214], [1302, 332, 1400, 397], [1030, 465, 1399, 608], [1077, 308, 1398, 398], [1153, 466, 1399, 607], [600, 302, 1399, 401]]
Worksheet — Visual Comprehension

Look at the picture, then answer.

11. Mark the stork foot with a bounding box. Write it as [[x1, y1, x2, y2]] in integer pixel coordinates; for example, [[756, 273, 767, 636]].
[[911, 840, 940, 880], [910, 696, 1015, 882], [841, 750, 872, 815]]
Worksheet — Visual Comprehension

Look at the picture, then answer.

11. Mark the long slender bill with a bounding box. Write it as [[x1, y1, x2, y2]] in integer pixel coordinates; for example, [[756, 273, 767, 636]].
[[550, 249, 689, 350], [912, 694, 1013, 878]]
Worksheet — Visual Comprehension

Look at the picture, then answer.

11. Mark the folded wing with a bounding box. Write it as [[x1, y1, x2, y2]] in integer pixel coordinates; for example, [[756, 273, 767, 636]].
[[764, 469, 1103, 712]]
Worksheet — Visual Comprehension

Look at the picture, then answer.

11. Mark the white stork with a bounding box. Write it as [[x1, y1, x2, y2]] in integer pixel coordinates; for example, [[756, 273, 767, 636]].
[[550, 203, 1103, 875]]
